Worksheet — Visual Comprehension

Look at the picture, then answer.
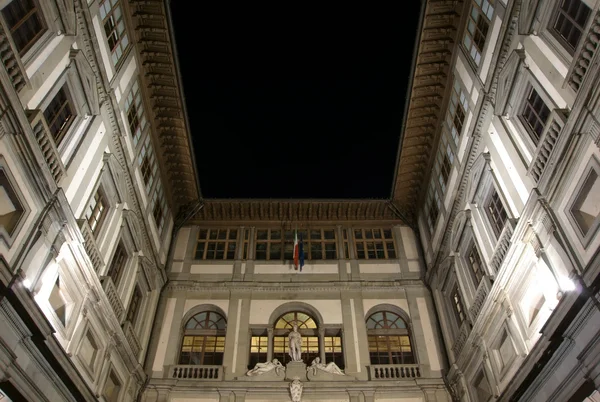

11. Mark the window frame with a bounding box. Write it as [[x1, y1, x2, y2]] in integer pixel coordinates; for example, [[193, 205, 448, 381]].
[[178, 310, 227, 366], [549, 0, 592, 55], [195, 228, 239, 260], [254, 227, 341, 261], [565, 156, 600, 248], [484, 186, 509, 238], [98, 0, 130, 67], [0, 0, 47, 56], [84, 185, 109, 236], [463, 0, 496, 67], [366, 310, 416, 365], [43, 84, 76, 146], [352, 228, 396, 260], [102, 367, 122, 402], [465, 241, 486, 287]]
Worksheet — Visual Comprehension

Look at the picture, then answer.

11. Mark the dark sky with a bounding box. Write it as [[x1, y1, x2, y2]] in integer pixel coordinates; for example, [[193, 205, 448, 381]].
[[169, 5, 422, 199]]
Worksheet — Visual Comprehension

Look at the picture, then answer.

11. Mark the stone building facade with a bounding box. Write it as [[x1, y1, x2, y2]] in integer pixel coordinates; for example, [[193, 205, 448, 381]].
[[0, 0, 599, 401]]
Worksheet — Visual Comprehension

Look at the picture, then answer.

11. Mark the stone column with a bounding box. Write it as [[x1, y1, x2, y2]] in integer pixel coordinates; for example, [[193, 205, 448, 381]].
[[348, 391, 361, 402], [318, 327, 326, 362], [232, 226, 245, 281], [336, 225, 349, 281], [266, 327, 274, 361], [218, 390, 232, 402], [363, 390, 375, 402]]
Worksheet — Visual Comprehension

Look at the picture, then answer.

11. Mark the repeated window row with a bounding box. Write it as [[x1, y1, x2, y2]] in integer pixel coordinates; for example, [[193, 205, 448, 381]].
[[194, 228, 396, 260], [178, 309, 415, 369]]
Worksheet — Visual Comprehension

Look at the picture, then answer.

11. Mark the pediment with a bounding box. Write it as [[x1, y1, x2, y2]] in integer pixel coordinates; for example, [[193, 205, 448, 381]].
[[495, 49, 525, 116], [519, 0, 540, 35], [54, 0, 76, 35], [69, 49, 99, 115], [467, 152, 491, 203]]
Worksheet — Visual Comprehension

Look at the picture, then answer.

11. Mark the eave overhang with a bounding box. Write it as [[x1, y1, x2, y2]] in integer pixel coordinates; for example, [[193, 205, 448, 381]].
[[190, 199, 406, 223], [128, 0, 201, 213], [391, 0, 463, 224]]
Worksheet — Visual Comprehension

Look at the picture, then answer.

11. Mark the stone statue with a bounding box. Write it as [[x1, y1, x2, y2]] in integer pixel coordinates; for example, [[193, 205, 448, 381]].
[[289, 377, 303, 402], [246, 358, 285, 376], [308, 357, 345, 375], [288, 323, 302, 362]]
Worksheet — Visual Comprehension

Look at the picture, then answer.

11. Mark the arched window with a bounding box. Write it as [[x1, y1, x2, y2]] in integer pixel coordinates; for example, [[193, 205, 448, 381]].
[[366, 311, 414, 365], [273, 311, 318, 365], [179, 311, 226, 365]]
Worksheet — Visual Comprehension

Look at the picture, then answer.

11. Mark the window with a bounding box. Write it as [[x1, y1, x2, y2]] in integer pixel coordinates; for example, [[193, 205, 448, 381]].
[[138, 135, 157, 193], [99, 0, 129, 66], [467, 244, 485, 286], [435, 134, 455, 194], [353, 228, 396, 259], [367, 310, 414, 365], [242, 229, 250, 260], [551, 0, 591, 53], [124, 80, 147, 146], [485, 188, 508, 236], [463, 0, 495, 65], [0, 168, 24, 237], [84, 187, 108, 234], [425, 181, 441, 234], [102, 369, 121, 402], [494, 329, 516, 372], [447, 79, 469, 144], [125, 286, 142, 326], [569, 164, 600, 240], [107, 242, 127, 287], [1, 0, 45, 55], [254, 228, 340, 261], [151, 182, 167, 234], [179, 311, 226, 365], [195, 229, 238, 260], [249, 333, 268, 369], [451, 284, 467, 325], [520, 86, 551, 144], [324, 332, 344, 369], [272, 312, 319, 365], [79, 329, 99, 369], [43, 86, 75, 145], [49, 276, 68, 325]]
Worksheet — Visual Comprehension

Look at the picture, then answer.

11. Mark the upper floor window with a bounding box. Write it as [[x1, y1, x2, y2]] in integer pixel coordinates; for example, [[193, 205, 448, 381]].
[[447, 79, 469, 144], [255, 228, 341, 261], [102, 369, 122, 402], [464, 0, 495, 66], [467, 243, 485, 286], [99, 0, 129, 66], [1, 0, 45, 55], [551, 0, 591, 53], [366, 310, 414, 365], [138, 135, 157, 193], [485, 187, 508, 236], [451, 284, 467, 325], [520, 86, 551, 144], [125, 80, 147, 146], [107, 242, 127, 287], [43, 86, 75, 145], [568, 158, 600, 245], [425, 181, 441, 234], [353, 228, 396, 259], [179, 310, 226, 365], [84, 187, 108, 234], [126, 285, 142, 326], [195, 228, 237, 260], [305, 229, 337, 259], [435, 134, 455, 195], [151, 182, 167, 234]]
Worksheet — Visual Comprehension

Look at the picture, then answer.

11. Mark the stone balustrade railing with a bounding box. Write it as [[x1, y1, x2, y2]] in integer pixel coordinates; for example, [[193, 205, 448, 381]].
[[528, 109, 567, 184], [27, 110, 65, 184], [369, 364, 421, 380], [0, 19, 27, 93], [169, 365, 223, 380], [122, 320, 141, 359], [469, 275, 492, 323], [452, 320, 471, 358], [489, 218, 516, 274], [99, 275, 124, 323], [567, 11, 600, 91], [77, 219, 104, 272]]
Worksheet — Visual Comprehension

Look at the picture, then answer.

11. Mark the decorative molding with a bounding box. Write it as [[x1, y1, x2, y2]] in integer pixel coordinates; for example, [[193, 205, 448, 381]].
[[467, 152, 491, 204], [69, 49, 100, 115], [519, 0, 540, 34], [54, 0, 77, 35], [450, 210, 471, 252]]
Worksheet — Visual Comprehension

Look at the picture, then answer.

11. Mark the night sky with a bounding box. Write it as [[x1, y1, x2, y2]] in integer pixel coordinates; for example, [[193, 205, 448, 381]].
[[169, 5, 422, 199]]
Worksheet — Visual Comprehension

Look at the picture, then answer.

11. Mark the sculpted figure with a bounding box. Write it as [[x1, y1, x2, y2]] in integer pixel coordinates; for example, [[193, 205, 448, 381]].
[[246, 358, 284, 376], [308, 357, 345, 375], [288, 323, 302, 362], [289, 377, 303, 402]]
